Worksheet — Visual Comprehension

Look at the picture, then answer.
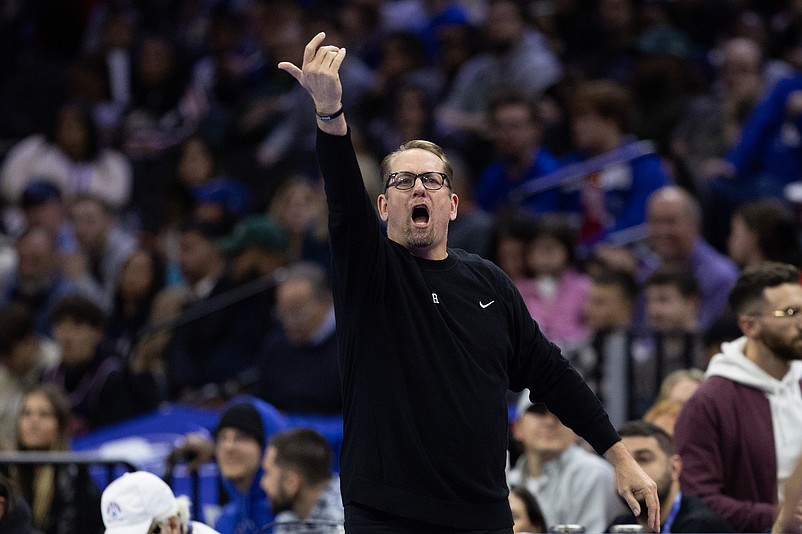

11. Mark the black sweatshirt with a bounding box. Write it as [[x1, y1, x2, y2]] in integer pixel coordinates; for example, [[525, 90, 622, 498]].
[[317, 129, 620, 529]]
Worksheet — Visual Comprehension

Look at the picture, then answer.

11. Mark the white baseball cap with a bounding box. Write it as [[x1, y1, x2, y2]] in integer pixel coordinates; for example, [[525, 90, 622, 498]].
[[101, 471, 178, 534]]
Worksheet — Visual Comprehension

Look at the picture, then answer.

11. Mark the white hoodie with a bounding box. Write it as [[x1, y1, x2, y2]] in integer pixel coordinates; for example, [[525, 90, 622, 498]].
[[707, 336, 802, 503]]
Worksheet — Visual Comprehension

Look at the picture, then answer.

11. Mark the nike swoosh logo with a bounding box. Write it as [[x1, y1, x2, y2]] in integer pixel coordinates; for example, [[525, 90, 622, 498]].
[[480, 300, 495, 309]]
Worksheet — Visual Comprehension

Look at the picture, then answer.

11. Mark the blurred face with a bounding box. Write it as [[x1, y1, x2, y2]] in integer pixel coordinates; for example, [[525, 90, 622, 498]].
[[727, 215, 758, 267], [2, 334, 38, 377], [491, 103, 541, 159], [55, 105, 88, 159], [53, 319, 102, 366], [17, 392, 59, 450], [16, 230, 57, 282], [215, 428, 262, 491], [514, 409, 576, 459], [276, 182, 320, 235], [645, 284, 697, 330], [509, 491, 542, 533], [750, 284, 802, 362], [377, 149, 458, 259], [71, 199, 110, 251], [177, 138, 215, 187], [621, 435, 677, 507], [647, 191, 698, 262], [260, 446, 294, 515], [497, 236, 527, 280], [526, 236, 568, 277], [484, 1, 524, 48], [275, 279, 330, 345], [571, 113, 609, 153], [24, 201, 65, 236], [666, 378, 700, 404], [179, 231, 220, 284], [585, 283, 633, 331], [118, 251, 155, 302]]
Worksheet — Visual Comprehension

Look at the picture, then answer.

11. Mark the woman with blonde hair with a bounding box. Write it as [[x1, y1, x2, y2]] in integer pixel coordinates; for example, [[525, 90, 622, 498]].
[[10, 384, 103, 534]]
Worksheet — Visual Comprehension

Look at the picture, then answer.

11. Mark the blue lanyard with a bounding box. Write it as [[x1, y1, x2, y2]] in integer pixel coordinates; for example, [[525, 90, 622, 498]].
[[662, 491, 682, 534]]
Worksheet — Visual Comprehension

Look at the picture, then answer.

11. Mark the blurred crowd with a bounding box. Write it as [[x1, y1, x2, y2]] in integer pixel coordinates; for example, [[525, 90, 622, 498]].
[[2, 0, 802, 532]]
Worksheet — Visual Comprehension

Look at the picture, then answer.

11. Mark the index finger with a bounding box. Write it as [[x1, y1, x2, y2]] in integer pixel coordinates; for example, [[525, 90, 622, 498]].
[[644, 489, 661, 532], [303, 32, 327, 68]]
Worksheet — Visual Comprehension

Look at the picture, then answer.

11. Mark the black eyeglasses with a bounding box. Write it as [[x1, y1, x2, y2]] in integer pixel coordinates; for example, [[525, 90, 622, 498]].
[[384, 171, 450, 191]]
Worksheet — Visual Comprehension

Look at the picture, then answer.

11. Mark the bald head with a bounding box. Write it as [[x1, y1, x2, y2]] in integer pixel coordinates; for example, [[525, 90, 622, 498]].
[[647, 186, 701, 262]]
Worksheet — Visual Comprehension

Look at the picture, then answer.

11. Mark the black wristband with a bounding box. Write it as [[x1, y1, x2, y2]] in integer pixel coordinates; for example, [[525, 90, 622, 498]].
[[316, 106, 344, 121]]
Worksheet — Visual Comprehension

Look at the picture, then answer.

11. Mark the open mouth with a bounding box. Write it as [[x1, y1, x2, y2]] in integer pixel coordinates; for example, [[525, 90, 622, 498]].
[[412, 205, 430, 226]]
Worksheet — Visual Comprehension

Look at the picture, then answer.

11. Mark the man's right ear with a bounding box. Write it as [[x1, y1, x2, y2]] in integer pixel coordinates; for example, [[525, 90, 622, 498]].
[[377, 194, 389, 222]]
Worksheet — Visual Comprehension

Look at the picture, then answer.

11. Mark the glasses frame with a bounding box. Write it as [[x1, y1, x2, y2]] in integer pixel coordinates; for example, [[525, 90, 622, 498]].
[[748, 306, 802, 320], [384, 171, 451, 192]]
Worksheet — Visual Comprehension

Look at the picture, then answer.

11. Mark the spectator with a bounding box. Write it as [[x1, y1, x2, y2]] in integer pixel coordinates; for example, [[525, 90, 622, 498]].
[[560, 79, 669, 248], [437, 0, 562, 140], [674, 261, 802, 532], [103, 248, 166, 361], [569, 268, 639, 427], [655, 368, 705, 404], [253, 262, 341, 414], [643, 186, 739, 329], [609, 421, 733, 533], [16, 180, 78, 255], [727, 197, 802, 269], [509, 485, 547, 534], [474, 91, 561, 215], [42, 296, 137, 434], [260, 428, 343, 534], [267, 177, 330, 271], [508, 395, 620, 533], [0, 227, 88, 336], [517, 215, 590, 349], [0, 471, 40, 533], [100, 470, 219, 534], [9, 384, 104, 534], [0, 305, 59, 447], [0, 101, 133, 210], [67, 194, 138, 311], [212, 398, 287, 534]]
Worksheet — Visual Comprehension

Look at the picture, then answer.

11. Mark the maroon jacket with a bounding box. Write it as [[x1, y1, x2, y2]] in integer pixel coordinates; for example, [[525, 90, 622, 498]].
[[674, 376, 779, 532]]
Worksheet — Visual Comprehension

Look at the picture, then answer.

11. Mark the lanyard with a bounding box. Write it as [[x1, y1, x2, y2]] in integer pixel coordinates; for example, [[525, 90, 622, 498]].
[[662, 491, 682, 534]]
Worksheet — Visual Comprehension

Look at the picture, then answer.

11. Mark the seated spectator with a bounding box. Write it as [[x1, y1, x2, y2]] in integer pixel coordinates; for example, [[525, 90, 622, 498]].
[[517, 215, 590, 349], [268, 177, 330, 272], [0, 305, 59, 447], [42, 296, 138, 434], [9, 384, 104, 534], [474, 91, 561, 215], [0, 101, 132, 210], [559, 79, 669, 248], [508, 393, 620, 532], [642, 186, 739, 330], [67, 194, 138, 311], [630, 267, 707, 416], [568, 268, 638, 427], [608, 421, 732, 533], [509, 485, 547, 533], [191, 178, 251, 233], [260, 428, 343, 533], [103, 248, 166, 360], [674, 262, 802, 532], [727, 197, 802, 269], [17, 180, 78, 255], [253, 262, 341, 414], [0, 227, 90, 336], [655, 368, 705, 405], [212, 398, 287, 534], [0, 471, 40, 533], [101, 471, 219, 534]]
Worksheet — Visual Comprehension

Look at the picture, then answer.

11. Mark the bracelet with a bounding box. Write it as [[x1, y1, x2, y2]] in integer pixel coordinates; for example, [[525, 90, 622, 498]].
[[316, 106, 344, 121]]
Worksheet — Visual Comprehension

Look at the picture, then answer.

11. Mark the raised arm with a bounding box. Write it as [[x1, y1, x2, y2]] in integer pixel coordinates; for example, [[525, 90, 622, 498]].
[[278, 32, 347, 136], [605, 441, 661, 533]]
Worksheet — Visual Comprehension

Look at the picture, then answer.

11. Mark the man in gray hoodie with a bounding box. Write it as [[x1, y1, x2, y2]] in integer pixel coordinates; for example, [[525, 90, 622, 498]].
[[674, 261, 802, 532]]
